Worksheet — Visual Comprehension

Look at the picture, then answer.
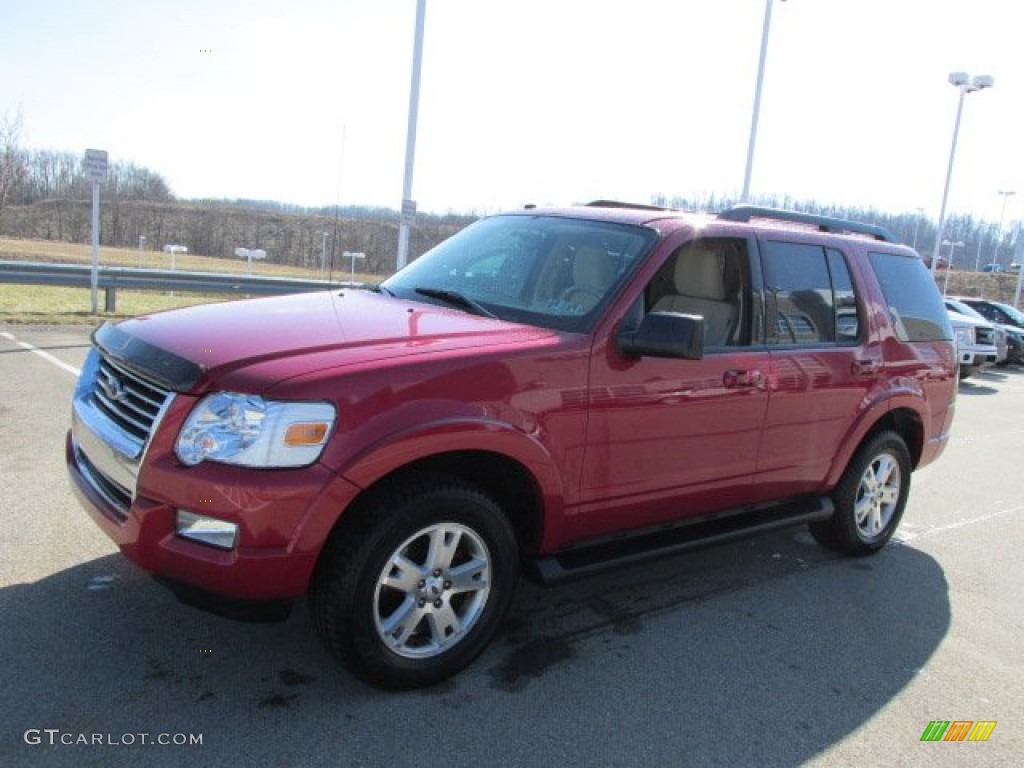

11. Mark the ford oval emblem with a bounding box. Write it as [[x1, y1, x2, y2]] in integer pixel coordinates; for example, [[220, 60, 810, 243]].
[[101, 374, 127, 402]]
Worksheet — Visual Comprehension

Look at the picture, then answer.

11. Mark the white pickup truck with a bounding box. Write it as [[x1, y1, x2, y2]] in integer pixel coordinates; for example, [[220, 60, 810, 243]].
[[947, 308, 1000, 379]]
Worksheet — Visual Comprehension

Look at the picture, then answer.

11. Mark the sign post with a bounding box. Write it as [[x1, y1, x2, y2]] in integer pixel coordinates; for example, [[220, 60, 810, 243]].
[[343, 251, 366, 283], [82, 149, 108, 313]]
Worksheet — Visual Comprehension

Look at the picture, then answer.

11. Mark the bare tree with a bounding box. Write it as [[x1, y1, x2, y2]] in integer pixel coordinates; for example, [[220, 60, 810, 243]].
[[0, 109, 27, 221]]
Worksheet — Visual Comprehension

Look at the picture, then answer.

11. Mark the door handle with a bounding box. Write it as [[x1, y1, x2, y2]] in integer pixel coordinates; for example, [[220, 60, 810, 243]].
[[724, 369, 765, 389], [852, 359, 880, 375]]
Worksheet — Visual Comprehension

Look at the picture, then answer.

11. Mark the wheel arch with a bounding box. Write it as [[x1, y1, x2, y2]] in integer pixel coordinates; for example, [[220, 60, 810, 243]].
[[826, 404, 925, 488], [344, 449, 549, 556]]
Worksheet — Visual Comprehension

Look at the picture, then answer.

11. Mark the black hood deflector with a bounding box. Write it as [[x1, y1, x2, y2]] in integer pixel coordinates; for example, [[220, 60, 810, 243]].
[[93, 322, 205, 392]]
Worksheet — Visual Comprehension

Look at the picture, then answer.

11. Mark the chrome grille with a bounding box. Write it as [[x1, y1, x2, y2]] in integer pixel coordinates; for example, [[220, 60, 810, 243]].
[[975, 326, 994, 346], [94, 353, 171, 443]]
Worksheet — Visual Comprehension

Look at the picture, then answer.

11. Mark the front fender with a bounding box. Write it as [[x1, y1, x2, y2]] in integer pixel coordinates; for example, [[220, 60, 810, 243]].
[[335, 419, 569, 551]]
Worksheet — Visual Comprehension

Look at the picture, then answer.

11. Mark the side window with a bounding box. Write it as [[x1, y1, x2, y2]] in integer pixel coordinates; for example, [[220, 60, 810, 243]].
[[761, 242, 862, 346], [762, 242, 835, 345], [641, 237, 751, 348], [827, 248, 860, 341], [868, 252, 953, 342]]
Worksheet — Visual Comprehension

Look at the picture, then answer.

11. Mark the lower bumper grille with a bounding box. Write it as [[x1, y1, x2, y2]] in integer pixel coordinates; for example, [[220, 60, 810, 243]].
[[74, 441, 131, 521]]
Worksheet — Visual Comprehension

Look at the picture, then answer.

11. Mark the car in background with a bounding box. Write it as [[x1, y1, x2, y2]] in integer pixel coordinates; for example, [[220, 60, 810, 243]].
[[981, 263, 1004, 273], [945, 299, 1009, 366], [954, 297, 1024, 364], [945, 306, 999, 378]]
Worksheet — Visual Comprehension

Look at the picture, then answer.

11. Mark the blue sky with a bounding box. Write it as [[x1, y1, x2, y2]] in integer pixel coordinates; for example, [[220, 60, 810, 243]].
[[2, 0, 1022, 222]]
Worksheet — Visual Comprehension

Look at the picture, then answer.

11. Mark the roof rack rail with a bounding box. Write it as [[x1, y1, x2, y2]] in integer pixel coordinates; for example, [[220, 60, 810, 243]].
[[586, 200, 673, 212], [717, 205, 897, 243]]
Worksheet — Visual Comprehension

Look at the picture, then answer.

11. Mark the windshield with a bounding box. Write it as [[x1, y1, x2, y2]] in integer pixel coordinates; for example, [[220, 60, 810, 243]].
[[381, 214, 657, 332], [945, 299, 985, 320], [993, 301, 1024, 325]]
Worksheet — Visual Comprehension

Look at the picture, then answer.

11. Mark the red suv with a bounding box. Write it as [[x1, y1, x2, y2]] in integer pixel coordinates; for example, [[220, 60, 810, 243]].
[[67, 203, 957, 688]]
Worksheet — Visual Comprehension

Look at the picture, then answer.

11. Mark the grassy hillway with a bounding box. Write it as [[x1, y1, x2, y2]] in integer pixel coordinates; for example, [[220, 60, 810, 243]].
[[0, 237, 383, 325]]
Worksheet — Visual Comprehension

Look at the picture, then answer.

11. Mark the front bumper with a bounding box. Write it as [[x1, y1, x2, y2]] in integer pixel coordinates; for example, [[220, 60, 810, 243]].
[[67, 430, 361, 602], [958, 349, 997, 368]]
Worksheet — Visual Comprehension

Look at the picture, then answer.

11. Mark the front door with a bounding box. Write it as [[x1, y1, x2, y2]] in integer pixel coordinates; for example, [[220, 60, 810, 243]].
[[571, 236, 771, 543]]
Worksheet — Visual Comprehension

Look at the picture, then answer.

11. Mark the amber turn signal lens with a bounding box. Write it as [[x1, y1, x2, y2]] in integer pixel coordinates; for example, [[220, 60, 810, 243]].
[[284, 422, 329, 446]]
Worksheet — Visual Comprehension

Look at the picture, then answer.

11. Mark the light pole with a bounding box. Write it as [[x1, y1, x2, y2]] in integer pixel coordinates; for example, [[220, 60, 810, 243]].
[[929, 72, 994, 278], [1013, 223, 1024, 307], [972, 225, 987, 272], [941, 239, 964, 295], [994, 189, 1015, 268], [912, 207, 926, 251], [397, 0, 426, 271], [741, 0, 786, 202]]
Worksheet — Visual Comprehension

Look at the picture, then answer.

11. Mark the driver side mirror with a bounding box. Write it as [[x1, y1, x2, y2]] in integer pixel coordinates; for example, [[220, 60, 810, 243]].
[[617, 311, 705, 360]]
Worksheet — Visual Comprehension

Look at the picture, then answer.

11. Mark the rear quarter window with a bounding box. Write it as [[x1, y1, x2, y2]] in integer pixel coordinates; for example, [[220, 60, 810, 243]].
[[868, 252, 953, 342]]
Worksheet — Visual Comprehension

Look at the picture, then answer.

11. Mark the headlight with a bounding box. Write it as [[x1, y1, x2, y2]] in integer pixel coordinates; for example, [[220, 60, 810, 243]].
[[954, 327, 973, 347], [175, 392, 335, 468]]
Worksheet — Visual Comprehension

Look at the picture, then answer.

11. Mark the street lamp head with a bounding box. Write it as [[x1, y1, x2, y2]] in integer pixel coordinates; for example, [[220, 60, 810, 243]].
[[948, 72, 994, 92], [970, 74, 995, 90]]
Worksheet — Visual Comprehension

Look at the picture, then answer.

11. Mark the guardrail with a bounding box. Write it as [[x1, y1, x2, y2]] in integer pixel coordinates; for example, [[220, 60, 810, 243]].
[[0, 260, 361, 311]]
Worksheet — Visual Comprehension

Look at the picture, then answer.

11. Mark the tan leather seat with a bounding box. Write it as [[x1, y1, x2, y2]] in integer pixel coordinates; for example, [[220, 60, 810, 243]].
[[565, 246, 616, 311], [653, 244, 736, 346]]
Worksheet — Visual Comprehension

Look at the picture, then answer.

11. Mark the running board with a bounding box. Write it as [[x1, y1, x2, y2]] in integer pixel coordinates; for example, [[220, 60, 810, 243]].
[[525, 496, 834, 585]]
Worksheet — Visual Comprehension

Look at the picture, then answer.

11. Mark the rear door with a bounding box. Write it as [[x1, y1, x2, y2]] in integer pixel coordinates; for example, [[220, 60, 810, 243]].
[[753, 241, 879, 499]]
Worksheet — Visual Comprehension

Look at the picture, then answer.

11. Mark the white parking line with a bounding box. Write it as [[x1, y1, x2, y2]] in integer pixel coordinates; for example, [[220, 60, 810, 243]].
[[896, 504, 1024, 545], [0, 331, 82, 376]]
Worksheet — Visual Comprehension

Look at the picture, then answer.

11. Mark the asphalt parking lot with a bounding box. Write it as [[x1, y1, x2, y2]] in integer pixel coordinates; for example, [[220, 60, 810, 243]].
[[1, 325, 1021, 768]]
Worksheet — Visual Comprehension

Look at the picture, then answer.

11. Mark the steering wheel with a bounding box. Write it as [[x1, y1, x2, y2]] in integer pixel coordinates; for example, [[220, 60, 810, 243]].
[[559, 286, 602, 307]]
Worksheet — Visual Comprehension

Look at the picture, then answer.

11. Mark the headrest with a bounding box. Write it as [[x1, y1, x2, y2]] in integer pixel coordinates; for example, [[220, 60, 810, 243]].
[[674, 244, 727, 300], [573, 246, 616, 291]]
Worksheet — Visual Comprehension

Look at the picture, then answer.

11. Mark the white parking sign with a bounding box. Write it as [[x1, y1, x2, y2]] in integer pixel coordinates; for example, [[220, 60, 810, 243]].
[[82, 149, 108, 182]]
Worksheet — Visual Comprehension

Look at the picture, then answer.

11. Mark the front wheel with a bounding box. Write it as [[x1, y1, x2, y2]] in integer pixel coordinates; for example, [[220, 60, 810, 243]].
[[810, 431, 911, 556], [310, 478, 518, 689]]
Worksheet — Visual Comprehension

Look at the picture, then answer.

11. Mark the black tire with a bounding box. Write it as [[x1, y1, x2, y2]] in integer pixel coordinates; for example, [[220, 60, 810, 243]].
[[309, 477, 518, 689], [810, 431, 911, 556]]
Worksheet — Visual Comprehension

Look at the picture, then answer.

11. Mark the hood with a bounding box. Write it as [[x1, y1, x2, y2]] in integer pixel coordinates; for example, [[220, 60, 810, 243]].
[[97, 289, 554, 392], [946, 310, 993, 329]]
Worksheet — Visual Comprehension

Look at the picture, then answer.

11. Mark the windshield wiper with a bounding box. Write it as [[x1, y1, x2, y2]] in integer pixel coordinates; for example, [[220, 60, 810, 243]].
[[414, 287, 496, 318]]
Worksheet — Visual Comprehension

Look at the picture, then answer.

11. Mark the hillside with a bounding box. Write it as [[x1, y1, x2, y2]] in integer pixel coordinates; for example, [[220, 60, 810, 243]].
[[0, 198, 474, 276]]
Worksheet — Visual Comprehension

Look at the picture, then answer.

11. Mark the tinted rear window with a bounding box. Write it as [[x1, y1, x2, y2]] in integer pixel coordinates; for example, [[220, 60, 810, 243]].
[[868, 253, 952, 342]]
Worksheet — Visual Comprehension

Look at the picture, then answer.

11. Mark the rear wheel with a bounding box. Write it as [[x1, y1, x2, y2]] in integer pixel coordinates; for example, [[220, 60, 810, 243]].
[[310, 478, 518, 689], [810, 431, 910, 556]]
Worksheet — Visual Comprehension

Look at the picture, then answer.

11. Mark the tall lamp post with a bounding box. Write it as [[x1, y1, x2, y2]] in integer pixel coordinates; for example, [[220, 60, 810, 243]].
[[994, 189, 1016, 268], [397, 0, 427, 271], [929, 72, 994, 278], [941, 239, 964, 295], [320, 231, 329, 277], [912, 207, 926, 251], [741, 0, 786, 202]]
